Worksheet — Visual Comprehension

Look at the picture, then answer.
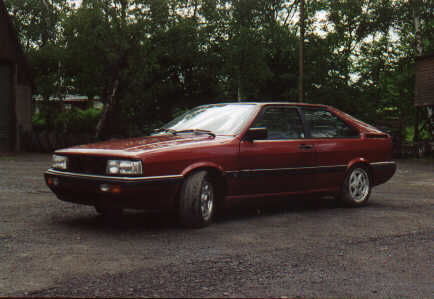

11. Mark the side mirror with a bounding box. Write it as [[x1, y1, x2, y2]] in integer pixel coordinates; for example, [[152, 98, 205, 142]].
[[245, 127, 268, 141]]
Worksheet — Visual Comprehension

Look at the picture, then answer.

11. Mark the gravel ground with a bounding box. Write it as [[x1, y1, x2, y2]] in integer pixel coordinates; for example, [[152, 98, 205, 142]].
[[0, 154, 433, 297]]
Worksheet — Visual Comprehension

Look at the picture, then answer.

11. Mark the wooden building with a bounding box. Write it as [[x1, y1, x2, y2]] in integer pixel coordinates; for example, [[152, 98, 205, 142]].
[[0, 0, 32, 151], [415, 54, 434, 108], [414, 54, 434, 153]]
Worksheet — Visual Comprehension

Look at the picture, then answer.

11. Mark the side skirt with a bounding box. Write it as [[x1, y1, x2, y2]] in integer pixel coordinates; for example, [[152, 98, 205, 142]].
[[225, 187, 339, 201]]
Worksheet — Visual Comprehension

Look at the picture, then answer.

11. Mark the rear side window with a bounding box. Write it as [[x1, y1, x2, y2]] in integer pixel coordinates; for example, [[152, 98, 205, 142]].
[[301, 109, 359, 138], [252, 107, 305, 140]]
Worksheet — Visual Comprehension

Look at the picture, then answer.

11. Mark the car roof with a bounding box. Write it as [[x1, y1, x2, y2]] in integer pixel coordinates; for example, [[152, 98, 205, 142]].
[[215, 102, 330, 108]]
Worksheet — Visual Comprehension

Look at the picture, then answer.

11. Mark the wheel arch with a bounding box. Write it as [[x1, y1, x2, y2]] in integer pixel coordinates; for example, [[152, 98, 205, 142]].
[[346, 158, 373, 183], [180, 163, 228, 204]]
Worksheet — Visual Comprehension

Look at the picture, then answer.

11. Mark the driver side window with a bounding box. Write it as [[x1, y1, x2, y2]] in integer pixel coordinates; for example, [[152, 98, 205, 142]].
[[252, 107, 305, 140]]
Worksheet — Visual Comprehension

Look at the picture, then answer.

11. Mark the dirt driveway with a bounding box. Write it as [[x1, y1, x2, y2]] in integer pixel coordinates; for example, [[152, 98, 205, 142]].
[[0, 154, 432, 297]]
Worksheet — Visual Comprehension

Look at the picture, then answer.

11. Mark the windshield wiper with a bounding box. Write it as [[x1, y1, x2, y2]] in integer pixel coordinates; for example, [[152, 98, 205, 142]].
[[153, 128, 177, 135], [175, 129, 216, 138], [153, 128, 216, 138]]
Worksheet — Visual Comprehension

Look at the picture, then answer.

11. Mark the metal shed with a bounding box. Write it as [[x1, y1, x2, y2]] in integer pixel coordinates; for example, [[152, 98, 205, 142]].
[[0, 0, 32, 152]]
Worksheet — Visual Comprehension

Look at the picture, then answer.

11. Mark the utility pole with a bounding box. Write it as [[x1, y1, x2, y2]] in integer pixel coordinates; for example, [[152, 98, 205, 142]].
[[237, 75, 242, 102], [298, 0, 305, 103], [412, 0, 423, 142]]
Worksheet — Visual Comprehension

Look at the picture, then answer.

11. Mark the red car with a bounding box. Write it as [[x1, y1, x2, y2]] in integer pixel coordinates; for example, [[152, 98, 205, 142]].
[[45, 102, 396, 227]]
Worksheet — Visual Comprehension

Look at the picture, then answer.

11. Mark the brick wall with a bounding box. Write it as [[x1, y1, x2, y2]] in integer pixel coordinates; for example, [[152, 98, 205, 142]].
[[415, 54, 434, 107]]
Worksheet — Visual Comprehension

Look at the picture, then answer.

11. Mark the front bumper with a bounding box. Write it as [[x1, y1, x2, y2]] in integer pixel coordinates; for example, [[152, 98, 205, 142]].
[[44, 169, 183, 210]]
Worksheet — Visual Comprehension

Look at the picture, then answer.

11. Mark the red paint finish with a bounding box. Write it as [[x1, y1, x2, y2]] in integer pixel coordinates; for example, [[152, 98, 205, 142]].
[[238, 139, 316, 194], [308, 138, 364, 189], [45, 102, 396, 211]]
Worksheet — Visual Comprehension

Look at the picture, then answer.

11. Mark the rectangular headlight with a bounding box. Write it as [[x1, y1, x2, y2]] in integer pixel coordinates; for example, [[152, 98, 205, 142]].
[[52, 155, 68, 170], [106, 160, 142, 175]]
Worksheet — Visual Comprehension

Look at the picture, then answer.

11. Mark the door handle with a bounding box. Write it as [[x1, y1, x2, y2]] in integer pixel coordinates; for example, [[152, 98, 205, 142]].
[[299, 144, 313, 150]]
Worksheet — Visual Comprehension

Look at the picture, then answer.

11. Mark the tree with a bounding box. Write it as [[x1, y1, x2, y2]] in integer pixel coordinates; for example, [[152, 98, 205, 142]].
[[6, 0, 434, 144], [63, 0, 151, 138], [6, 0, 71, 129]]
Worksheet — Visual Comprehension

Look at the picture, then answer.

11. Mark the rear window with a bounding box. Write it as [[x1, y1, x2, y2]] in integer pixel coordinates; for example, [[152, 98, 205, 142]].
[[301, 109, 360, 138]]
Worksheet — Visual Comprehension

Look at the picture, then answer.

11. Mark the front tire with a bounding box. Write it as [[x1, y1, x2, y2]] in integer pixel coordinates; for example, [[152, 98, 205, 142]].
[[339, 166, 371, 207], [179, 170, 215, 228]]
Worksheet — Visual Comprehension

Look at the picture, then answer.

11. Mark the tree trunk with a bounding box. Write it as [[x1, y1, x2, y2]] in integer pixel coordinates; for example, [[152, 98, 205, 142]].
[[95, 78, 120, 139], [412, 1, 423, 57]]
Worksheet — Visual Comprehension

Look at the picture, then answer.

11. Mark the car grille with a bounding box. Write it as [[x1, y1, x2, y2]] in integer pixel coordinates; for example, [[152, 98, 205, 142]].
[[66, 155, 108, 175]]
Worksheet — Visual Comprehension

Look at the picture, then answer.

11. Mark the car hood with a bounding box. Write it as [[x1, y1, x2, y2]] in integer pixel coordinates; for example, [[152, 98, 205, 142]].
[[56, 134, 227, 156]]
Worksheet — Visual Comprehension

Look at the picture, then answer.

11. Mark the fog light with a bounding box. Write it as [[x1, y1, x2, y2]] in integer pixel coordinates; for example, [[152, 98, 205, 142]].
[[100, 184, 110, 192], [47, 176, 59, 186], [111, 185, 121, 194], [100, 184, 121, 194]]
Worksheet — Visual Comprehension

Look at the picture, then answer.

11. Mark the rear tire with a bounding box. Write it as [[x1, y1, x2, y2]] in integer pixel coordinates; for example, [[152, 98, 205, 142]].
[[179, 170, 215, 228], [339, 165, 371, 207]]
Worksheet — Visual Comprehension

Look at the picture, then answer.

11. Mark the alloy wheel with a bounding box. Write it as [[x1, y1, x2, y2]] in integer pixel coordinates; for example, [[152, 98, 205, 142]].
[[349, 168, 370, 203], [200, 180, 214, 221]]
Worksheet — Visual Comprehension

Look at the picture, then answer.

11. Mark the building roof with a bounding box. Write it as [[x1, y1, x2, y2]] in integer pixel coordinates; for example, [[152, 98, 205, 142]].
[[33, 95, 102, 102], [415, 53, 434, 61]]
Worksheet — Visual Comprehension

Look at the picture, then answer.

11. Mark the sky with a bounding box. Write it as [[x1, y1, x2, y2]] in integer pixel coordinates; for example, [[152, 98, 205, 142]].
[[68, 0, 82, 7]]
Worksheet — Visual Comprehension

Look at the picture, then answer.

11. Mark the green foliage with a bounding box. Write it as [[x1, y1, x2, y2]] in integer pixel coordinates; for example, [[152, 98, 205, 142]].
[[6, 0, 434, 141], [57, 108, 102, 134], [6, 0, 71, 98], [31, 112, 47, 130], [32, 107, 102, 134], [405, 126, 432, 142]]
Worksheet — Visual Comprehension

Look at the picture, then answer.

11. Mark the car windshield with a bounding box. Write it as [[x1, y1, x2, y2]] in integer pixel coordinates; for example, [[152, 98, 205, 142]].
[[157, 104, 257, 136]]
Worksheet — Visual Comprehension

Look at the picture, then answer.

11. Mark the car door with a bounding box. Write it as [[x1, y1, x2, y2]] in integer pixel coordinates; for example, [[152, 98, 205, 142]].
[[238, 106, 316, 196], [300, 108, 362, 190]]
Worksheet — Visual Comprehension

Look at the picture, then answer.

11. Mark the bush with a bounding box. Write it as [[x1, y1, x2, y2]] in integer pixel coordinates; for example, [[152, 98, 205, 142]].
[[32, 112, 47, 130], [32, 107, 102, 134], [405, 126, 431, 142]]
